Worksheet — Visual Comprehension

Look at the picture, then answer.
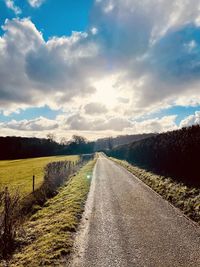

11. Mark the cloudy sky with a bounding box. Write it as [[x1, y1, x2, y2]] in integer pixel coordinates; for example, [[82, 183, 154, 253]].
[[0, 0, 200, 140]]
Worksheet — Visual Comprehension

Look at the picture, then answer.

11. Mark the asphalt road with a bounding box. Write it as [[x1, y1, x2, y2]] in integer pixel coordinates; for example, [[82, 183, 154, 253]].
[[69, 154, 200, 267]]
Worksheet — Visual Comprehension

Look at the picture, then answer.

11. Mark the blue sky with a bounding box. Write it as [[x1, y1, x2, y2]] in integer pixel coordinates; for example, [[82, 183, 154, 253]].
[[0, 0, 200, 140], [0, 0, 93, 38], [0, 105, 62, 121], [136, 106, 200, 125]]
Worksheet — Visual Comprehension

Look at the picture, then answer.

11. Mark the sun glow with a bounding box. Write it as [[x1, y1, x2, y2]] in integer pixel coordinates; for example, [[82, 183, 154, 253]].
[[92, 76, 119, 107]]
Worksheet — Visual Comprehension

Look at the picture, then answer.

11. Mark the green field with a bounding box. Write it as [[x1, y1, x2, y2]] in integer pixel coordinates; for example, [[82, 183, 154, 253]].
[[0, 155, 79, 196]]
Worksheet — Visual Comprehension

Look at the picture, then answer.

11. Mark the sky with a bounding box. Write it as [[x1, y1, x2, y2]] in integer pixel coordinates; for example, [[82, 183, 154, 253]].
[[0, 0, 200, 141]]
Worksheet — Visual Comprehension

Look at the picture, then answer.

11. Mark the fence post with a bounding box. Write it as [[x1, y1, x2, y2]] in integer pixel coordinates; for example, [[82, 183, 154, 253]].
[[32, 175, 35, 193], [4, 186, 9, 241]]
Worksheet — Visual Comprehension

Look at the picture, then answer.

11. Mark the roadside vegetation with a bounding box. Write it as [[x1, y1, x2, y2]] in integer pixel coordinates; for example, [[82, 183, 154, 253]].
[[111, 158, 200, 225], [0, 155, 82, 260], [5, 159, 96, 267], [0, 155, 79, 196], [108, 125, 200, 187]]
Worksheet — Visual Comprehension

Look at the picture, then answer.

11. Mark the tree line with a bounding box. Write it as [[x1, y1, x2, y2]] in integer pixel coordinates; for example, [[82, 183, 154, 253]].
[[0, 134, 153, 160], [94, 133, 155, 151], [107, 125, 200, 187], [0, 135, 93, 160]]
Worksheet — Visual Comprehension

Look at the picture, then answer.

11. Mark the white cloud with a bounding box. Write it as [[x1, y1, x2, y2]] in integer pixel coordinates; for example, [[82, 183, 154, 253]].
[[63, 112, 178, 134], [2, 2, 200, 117], [0, 18, 101, 112], [180, 111, 200, 128], [91, 0, 200, 113], [4, 0, 21, 15], [28, 0, 45, 8], [91, 27, 98, 35], [1, 1, 200, 138], [129, 116, 178, 134], [0, 114, 178, 140], [185, 40, 197, 53]]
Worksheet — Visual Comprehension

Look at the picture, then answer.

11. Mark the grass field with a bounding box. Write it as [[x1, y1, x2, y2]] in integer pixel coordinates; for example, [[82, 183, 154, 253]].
[[0, 155, 79, 196], [8, 159, 96, 266]]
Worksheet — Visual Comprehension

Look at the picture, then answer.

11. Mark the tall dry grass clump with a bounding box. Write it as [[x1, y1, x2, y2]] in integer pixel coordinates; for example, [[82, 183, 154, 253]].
[[0, 188, 20, 259]]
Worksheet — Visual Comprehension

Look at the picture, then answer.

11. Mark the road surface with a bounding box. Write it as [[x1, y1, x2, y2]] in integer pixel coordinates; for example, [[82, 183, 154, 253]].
[[68, 154, 200, 267]]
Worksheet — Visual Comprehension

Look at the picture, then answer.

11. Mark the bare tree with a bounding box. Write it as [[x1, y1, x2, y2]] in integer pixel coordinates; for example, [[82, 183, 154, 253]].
[[47, 133, 56, 143], [60, 137, 68, 145], [72, 135, 87, 145]]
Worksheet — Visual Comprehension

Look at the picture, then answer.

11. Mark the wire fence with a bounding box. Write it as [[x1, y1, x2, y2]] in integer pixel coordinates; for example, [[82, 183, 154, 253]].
[[0, 154, 95, 259], [0, 153, 94, 205], [0, 157, 87, 194]]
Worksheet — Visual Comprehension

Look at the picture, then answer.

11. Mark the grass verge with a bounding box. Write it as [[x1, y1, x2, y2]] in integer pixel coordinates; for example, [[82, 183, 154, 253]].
[[111, 157, 200, 224], [6, 159, 96, 267]]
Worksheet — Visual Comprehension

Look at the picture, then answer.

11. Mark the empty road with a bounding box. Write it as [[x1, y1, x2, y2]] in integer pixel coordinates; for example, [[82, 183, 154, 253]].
[[69, 154, 200, 267]]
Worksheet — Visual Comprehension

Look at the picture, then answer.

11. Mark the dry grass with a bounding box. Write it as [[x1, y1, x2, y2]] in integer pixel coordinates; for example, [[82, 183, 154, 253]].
[[0, 155, 79, 197], [0, 189, 21, 259], [6, 159, 96, 267], [111, 157, 200, 224]]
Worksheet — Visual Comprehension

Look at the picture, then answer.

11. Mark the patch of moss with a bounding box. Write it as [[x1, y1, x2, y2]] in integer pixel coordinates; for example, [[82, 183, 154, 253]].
[[8, 159, 96, 267]]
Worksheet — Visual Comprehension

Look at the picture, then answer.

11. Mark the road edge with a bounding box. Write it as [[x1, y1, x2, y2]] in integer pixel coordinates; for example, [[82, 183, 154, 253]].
[[65, 159, 98, 267], [108, 156, 200, 230]]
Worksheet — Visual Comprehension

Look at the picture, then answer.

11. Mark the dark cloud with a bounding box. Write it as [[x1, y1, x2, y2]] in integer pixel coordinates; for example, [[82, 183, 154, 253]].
[[4, 117, 58, 131], [66, 113, 132, 131], [84, 102, 108, 115], [91, 1, 152, 60], [150, 24, 200, 82]]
